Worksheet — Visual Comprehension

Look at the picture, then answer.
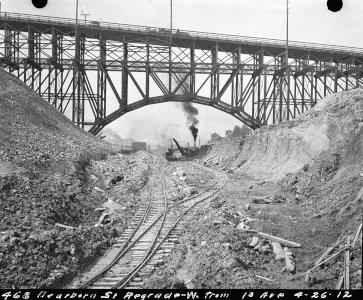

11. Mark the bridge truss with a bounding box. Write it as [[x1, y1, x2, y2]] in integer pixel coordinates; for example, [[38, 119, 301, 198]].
[[1, 12, 363, 135]]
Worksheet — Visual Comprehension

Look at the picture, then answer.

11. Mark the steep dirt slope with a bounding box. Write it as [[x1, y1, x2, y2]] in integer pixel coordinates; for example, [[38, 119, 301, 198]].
[[0, 68, 152, 288], [233, 89, 363, 181], [0, 68, 117, 167], [204, 89, 363, 216]]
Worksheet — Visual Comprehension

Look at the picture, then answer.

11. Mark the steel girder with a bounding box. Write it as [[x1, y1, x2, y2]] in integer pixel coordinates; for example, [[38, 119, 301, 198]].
[[1, 13, 363, 134]]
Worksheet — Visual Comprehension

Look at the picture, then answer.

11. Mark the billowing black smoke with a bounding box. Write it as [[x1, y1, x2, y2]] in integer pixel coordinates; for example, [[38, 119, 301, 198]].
[[189, 125, 199, 145], [182, 102, 199, 145]]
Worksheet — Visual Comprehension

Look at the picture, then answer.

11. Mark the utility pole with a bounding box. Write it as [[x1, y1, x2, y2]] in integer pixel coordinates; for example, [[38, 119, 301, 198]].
[[75, 0, 78, 36], [168, 0, 172, 94], [80, 13, 90, 23], [73, 0, 79, 124], [170, 0, 173, 44], [286, 0, 289, 65]]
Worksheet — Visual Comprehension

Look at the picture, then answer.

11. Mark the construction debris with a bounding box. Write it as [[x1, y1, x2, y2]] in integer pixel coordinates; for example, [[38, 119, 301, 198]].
[[283, 247, 296, 273], [54, 223, 76, 230], [97, 213, 113, 226], [93, 186, 105, 193], [306, 247, 348, 274], [336, 225, 361, 290], [249, 236, 259, 248], [314, 235, 343, 266], [271, 242, 285, 261], [257, 232, 301, 248], [255, 274, 272, 282], [335, 275, 344, 290], [343, 236, 351, 290], [95, 207, 107, 212], [252, 196, 273, 204], [252, 195, 286, 204], [254, 242, 263, 252]]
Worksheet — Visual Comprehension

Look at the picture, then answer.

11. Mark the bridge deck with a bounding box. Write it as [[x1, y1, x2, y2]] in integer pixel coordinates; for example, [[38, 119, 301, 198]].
[[1, 12, 363, 64]]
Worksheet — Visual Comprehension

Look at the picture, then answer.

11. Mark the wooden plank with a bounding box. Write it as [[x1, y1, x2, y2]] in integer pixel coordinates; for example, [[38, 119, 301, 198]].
[[314, 236, 343, 266], [352, 224, 362, 246], [271, 242, 285, 261], [335, 275, 344, 290], [306, 247, 347, 274], [344, 236, 351, 290], [335, 226, 361, 290], [257, 232, 301, 248], [55, 223, 75, 230], [255, 274, 272, 282]]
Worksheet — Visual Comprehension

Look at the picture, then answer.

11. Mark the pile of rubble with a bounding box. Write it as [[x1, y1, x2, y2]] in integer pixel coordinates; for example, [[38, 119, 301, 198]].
[[92, 151, 153, 201], [164, 167, 198, 202], [144, 193, 362, 289], [189, 198, 301, 285]]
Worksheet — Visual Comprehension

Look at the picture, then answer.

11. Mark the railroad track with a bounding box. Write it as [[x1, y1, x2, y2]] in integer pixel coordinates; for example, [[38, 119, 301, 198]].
[[77, 163, 227, 289]]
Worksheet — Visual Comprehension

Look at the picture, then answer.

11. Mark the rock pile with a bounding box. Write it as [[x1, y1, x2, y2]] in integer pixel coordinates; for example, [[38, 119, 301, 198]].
[[164, 167, 198, 201]]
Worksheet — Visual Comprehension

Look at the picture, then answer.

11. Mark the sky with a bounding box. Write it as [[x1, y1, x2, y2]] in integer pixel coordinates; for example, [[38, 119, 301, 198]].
[[3, 0, 363, 146]]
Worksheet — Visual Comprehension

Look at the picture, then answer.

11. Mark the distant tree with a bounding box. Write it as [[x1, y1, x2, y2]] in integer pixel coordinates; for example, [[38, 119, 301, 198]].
[[225, 130, 232, 138], [211, 133, 222, 141], [232, 124, 252, 138]]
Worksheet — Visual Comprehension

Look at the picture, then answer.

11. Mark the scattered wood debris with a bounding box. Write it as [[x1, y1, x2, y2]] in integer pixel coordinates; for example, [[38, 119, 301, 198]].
[[255, 274, 272, 282], [257, 232, 301, 248], [54, 223, 75, 230], [271, 241, 285, 261], [249, 236, 259, 248], [336, 224, 362, 289], [343, 236, 351, 289], [283, 247, 296, 273], [314, 235, 343, 267], [304, 247, 348, 275], [93, 186, 105, 193], [95, 207, 107, 212]]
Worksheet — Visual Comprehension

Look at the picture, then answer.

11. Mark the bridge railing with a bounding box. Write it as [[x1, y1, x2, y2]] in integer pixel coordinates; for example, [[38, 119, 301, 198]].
[[1, 11, 363, 56]]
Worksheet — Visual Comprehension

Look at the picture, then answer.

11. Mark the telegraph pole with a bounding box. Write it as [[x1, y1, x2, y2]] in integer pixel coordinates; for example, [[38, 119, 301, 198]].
[[80, 13, 90, 23], [168, 0, 173, 93], [75, 0, 78, 37], [286, 0, 289, 65], [170, 0, 173, 44], [73, 0, 79, 124]]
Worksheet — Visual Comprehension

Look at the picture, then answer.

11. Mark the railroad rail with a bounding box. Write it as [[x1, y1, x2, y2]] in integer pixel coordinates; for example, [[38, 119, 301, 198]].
[[76, 163, 226, 289]]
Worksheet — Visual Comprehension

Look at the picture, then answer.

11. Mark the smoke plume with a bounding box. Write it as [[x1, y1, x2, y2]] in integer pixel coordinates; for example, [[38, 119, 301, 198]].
[[181, 102, 199, 144], [189, 125, 199, 144]]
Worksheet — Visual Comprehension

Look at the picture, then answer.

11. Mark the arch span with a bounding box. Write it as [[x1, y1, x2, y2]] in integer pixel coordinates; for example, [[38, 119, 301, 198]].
[[89, 95, 261, 135]]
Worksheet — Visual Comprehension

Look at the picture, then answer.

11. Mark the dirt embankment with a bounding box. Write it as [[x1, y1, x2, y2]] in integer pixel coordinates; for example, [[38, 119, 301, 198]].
[[204, 89, 363, 219], [0, 68, 153, 288]]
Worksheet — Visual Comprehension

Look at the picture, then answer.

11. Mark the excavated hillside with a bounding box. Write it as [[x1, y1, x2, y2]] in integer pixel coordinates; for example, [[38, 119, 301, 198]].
[[189, 89, 362, 289], [204, 89, 363, 219], [0, 68, 153, 288]]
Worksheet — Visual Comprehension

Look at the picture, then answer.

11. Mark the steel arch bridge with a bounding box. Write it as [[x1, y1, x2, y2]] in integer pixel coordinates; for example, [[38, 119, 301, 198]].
[[1, 12, 363, 135]]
